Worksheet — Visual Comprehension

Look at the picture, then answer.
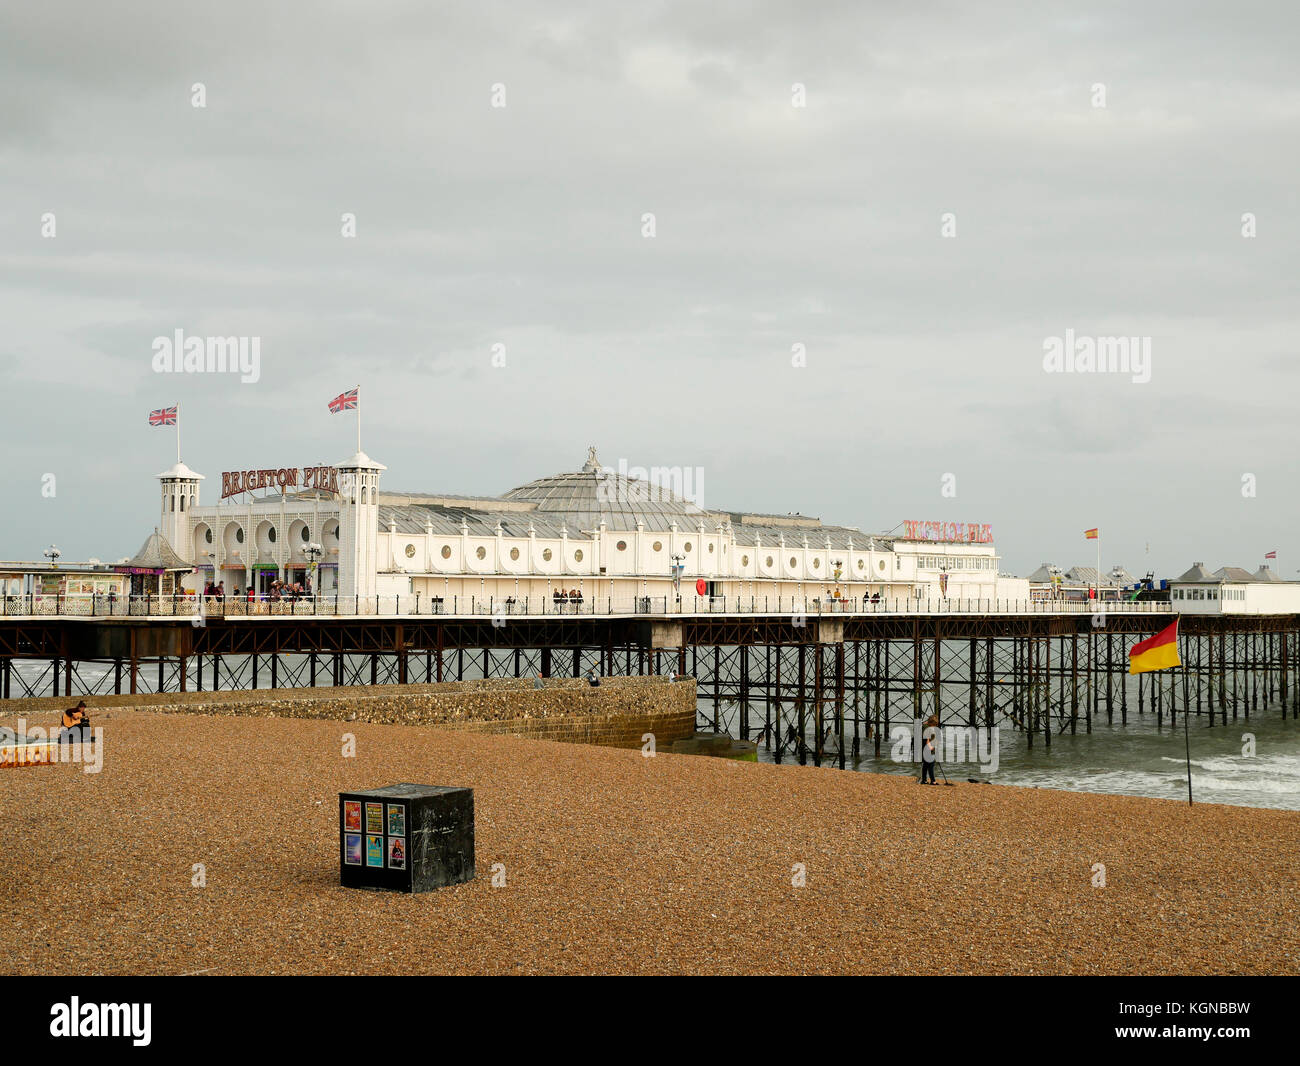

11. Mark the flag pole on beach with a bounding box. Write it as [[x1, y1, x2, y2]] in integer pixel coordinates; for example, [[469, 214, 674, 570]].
[[1182, 667, 1193, 806], [1129, 618, 1191, 805]]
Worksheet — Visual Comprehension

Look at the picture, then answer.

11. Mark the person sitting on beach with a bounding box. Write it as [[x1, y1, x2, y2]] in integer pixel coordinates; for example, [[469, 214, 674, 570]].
[[585, 667, 600, 687], [59, 700, 92, 743]]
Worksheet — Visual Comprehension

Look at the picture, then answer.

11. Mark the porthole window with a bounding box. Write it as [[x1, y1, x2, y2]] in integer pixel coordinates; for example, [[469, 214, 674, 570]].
[[616, 540, 627, 551], [684, 542, 692, 552], [205, 529, 213, 544], [574, 549, 584, 562], [652, 541, 662, 552], [268, 527, 277, 543], [301, 527, 311, 543], [510, 547, 520, 561], [543, 548, 553, 561], [766, 556, 774, 568], [857, 559, 864, 569], [236, 528, 244, 544], [813, 558, 820, 569], [790, 556, 797, 568], [405, 544, 416, 558], [708, 544, 714, 554], [741, 555, 749, 566], [878, 560, 886, 571], [476, 546, 487, 560], [441, 545, 452, 559]]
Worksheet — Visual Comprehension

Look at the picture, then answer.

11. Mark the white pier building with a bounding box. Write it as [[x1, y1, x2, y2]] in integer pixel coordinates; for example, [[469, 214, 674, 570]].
[[156, 447, 1015, 607]]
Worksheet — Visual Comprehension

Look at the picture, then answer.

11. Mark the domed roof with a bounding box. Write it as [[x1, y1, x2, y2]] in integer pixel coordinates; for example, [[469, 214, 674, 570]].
[[501, 447, 709, 532]]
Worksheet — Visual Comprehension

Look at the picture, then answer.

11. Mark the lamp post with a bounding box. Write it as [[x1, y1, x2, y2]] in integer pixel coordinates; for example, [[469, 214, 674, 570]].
[[670, 553, 685, 610], [303, 541, 323, 598], [1108, 565, 1126, 602], [44, 544, 61, 568]]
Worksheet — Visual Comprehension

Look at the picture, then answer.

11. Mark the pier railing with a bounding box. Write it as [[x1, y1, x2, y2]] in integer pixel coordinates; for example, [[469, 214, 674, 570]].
[[0, 592, 1173, 620]]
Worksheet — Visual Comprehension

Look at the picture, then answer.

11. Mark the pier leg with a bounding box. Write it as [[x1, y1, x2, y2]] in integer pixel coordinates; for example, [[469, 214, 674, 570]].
[[1070, 633, 1079, 735]]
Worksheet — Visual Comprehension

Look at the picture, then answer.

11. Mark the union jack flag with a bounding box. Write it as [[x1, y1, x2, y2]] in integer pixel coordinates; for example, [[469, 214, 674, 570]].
[[328, 388, 358, 413], [149, 406, 177, 426], [1266, 551, 1277, 560]]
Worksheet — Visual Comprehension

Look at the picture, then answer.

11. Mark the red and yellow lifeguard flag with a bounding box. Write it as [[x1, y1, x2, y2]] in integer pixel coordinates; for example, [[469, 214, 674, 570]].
[[1084, 528, 1099, 540], [1129, 620, 1181, 675]]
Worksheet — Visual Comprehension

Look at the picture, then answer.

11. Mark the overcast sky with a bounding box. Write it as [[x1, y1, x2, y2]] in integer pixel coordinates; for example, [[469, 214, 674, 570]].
[[2, 1, 1297, 577]]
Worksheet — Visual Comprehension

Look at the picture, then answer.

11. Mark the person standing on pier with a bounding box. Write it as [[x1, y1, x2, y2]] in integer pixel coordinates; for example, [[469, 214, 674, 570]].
[[920, 729, 937, 785]]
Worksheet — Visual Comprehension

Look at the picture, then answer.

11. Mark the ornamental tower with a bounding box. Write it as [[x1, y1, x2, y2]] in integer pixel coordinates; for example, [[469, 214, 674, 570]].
[[336, 451, 386, 599], [155, 462, 205, 564]]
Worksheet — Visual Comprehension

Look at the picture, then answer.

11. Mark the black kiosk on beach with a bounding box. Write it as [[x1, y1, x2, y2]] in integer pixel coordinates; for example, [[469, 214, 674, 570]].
[[339, 783, 475, 893]]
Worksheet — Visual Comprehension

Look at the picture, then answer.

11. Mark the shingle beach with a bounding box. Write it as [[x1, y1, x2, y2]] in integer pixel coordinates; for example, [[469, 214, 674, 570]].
[[3, 710, 1296, 975]]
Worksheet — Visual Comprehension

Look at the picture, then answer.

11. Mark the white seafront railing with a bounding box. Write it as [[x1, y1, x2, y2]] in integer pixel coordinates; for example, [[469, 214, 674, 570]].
[[0, 593, 1174, 619]]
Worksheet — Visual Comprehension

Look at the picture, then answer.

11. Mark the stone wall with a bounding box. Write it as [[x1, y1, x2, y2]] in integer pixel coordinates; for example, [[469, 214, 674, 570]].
[[1, 675, 697, 751]]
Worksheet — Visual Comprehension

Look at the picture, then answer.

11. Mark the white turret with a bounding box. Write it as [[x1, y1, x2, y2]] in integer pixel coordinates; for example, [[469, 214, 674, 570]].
[[336, 451, 386, 599], [155, 461, 204, 563]]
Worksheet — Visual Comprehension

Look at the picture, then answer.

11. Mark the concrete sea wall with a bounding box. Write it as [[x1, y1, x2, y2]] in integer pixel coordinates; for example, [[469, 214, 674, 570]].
[[1, 675, 697, 750]]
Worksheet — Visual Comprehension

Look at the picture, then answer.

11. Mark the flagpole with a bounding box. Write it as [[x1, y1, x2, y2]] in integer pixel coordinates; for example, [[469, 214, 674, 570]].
[[356, 385, 361, 454], [1183, 664, 1193, 806], [177, 402, 182, 464], [1096, 532, 1100, 600]]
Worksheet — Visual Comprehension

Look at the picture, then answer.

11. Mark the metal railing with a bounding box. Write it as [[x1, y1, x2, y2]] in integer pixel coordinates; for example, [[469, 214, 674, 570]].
[[0, 592, 1174, 619]]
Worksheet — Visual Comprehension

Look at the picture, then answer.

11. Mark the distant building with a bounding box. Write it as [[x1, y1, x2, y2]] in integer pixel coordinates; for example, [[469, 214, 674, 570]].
[[1169, 562, 1300, 614], [1026, 563, 1136, 602]]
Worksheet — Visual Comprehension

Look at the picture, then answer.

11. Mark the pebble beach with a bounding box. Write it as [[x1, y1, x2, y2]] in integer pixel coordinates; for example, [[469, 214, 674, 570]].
[[2, 710, 1297, 976]]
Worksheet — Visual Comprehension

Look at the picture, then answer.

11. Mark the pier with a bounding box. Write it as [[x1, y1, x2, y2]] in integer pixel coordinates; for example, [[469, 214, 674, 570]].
[[3, 595, 1295, 765]]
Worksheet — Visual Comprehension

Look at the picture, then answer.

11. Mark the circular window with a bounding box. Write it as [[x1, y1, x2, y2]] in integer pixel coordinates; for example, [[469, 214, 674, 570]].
[[236, 528, 245, 544], [441, 545, 452, 559], [616, 540, 627, 551], [857, 559, 864, 570], [741, 555, 749, 566], [301, 527, 310, 543], [543, 548, 553, 561], [789, 556, 797, 568], [510, 547, 520, 561], [574, 549, 584, 562], [708, 544, 714, 553], [813, 558, 820, 569], [405, 544, 416, 558], [765, 556, 773, 568], [652, 541, 662, 552], [878, 559, 886, 571], [205, 529, 213, 544], [684, 542, 692, 552], [476, 546, 486, 560], [267, 527, 277, 544]]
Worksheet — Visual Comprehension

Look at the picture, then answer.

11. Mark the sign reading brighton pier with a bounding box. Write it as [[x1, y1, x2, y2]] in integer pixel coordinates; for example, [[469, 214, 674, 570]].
[[902, 520, 993, 544], [221, 466, 339, 500]]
